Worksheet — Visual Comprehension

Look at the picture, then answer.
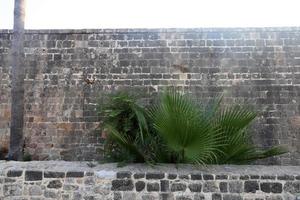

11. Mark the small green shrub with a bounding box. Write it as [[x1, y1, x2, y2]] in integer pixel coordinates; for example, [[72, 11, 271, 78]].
[[98, 91, 287, 165], [98, 92, 165, 164]]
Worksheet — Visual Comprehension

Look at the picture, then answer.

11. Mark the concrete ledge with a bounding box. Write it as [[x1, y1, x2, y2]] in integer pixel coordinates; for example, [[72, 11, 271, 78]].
[[1, 161, 300, 175], [1, 27, 300, 34], [0, 161, 300, 199]]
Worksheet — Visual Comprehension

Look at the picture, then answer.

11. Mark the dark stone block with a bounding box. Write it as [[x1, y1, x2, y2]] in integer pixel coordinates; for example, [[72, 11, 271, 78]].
[[223, 194, 242, 200], [284, 181, 300, 193], [25, 171, 43, 181], [168, 174, 177, 179], [85, 172, 94, 176], [261, 175, 276, 180], [216, 174, 228, 180], [147, 182, 159, 192], [250, 175, 260, 179], [244, 181, 259, 193], [260, 182, 283, 193], [135, 181, 145, 192], [160, 180, 169, 192], [111, 179, 134, 191], [175, 196, 192, 200], [194, 194, 205, 200], [203, 174, 214, 180], [212, 193, 222, 200], [114, 192, 122, 200], [171, 183, 187, 192], [239, 175, 249, 180], [179, 174, 189, 179], [5, 178, 16, 183], [277, 175, 294, 180], [44, 171, 65, 178], [134, 173, 145, 179], [146, 172, 164, 179], [219, 182, 228, 193], [229, 181, 243, 193], [191, 173, 202, 180], [47, 180, 62, 189], [188, 183, 202, 192], [160, 193, 174, 200], [116, 171, 131, 179], [7, 170, 23, 177], [66, 171, 84, 178], [84, 196, 95, 200]]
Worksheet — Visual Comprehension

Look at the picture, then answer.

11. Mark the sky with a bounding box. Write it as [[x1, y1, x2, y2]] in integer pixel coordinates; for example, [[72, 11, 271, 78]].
[[1, 0, 300, 29]]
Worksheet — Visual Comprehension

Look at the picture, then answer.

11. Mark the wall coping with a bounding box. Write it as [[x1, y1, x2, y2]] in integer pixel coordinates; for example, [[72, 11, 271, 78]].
[[1, 161, 300, 175], [1, 27, 300, 34]]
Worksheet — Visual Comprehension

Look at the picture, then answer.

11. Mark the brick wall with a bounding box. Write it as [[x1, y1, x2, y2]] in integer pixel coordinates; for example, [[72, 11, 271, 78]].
[[0, 28, 300, 164]]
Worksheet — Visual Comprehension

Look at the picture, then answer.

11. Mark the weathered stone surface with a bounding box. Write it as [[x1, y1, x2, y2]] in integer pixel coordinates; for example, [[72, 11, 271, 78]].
[[146, 173, 164, 179], [168, 174, 177, 179], [147, 182, 160, 192], [229, 181, 243, 193], [203, 181, 218, 193], [0, 162, 300, 199], [175, 196, 192, 200], [159, 193, 174, 200], [123, 192, 136, 200], [44, 190, 59, 198], [133, 173, 145, 179], [203, 174, 214, 180], [25, 171, 42, 181], [66, 171, 84, 178], [194, 194, 205, 200], [188, 183, 202, 192], [7, 170, 23, 177], [219, 182, 228, 193], [223, 194, 242, 200], [261, 182, 283, 193], [212, 193, 222, 200], [277, 175, 294, 180], [44, 171, 65, 178], [283, 181, 300, 193], [216, 174, 228, 180], [244, 181, 259, 193], [171, 183, 187, 192], [4, 185, 22, 196], [111, 180, 134, 191], [190, 174, 202, 180], [135, 181, 145, 192], [117, 171, 131, 179], [47, 180, 62, 189], [29, 185, 43, 196], [160, 180, 169, 192]]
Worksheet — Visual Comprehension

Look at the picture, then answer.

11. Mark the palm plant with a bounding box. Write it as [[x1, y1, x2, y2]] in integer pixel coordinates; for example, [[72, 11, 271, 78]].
[[98, 92, 164, 164], [99, 91, 287, 165], [148, 91, 287, 165], [212, 103, 286, 164], [148, 91, 222, 165]]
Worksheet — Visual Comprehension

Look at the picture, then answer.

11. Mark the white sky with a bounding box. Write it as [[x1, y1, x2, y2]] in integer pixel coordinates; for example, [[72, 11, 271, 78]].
[[1, 0, 300, 29]]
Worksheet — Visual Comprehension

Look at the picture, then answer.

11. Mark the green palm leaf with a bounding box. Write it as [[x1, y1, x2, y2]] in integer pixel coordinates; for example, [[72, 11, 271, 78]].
[[148, 91, 222, 164]]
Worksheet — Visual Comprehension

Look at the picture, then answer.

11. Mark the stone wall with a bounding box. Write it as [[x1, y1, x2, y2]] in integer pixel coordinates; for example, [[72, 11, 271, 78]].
[[1, 161, 300, 200], [0, 28, 300, 164]]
